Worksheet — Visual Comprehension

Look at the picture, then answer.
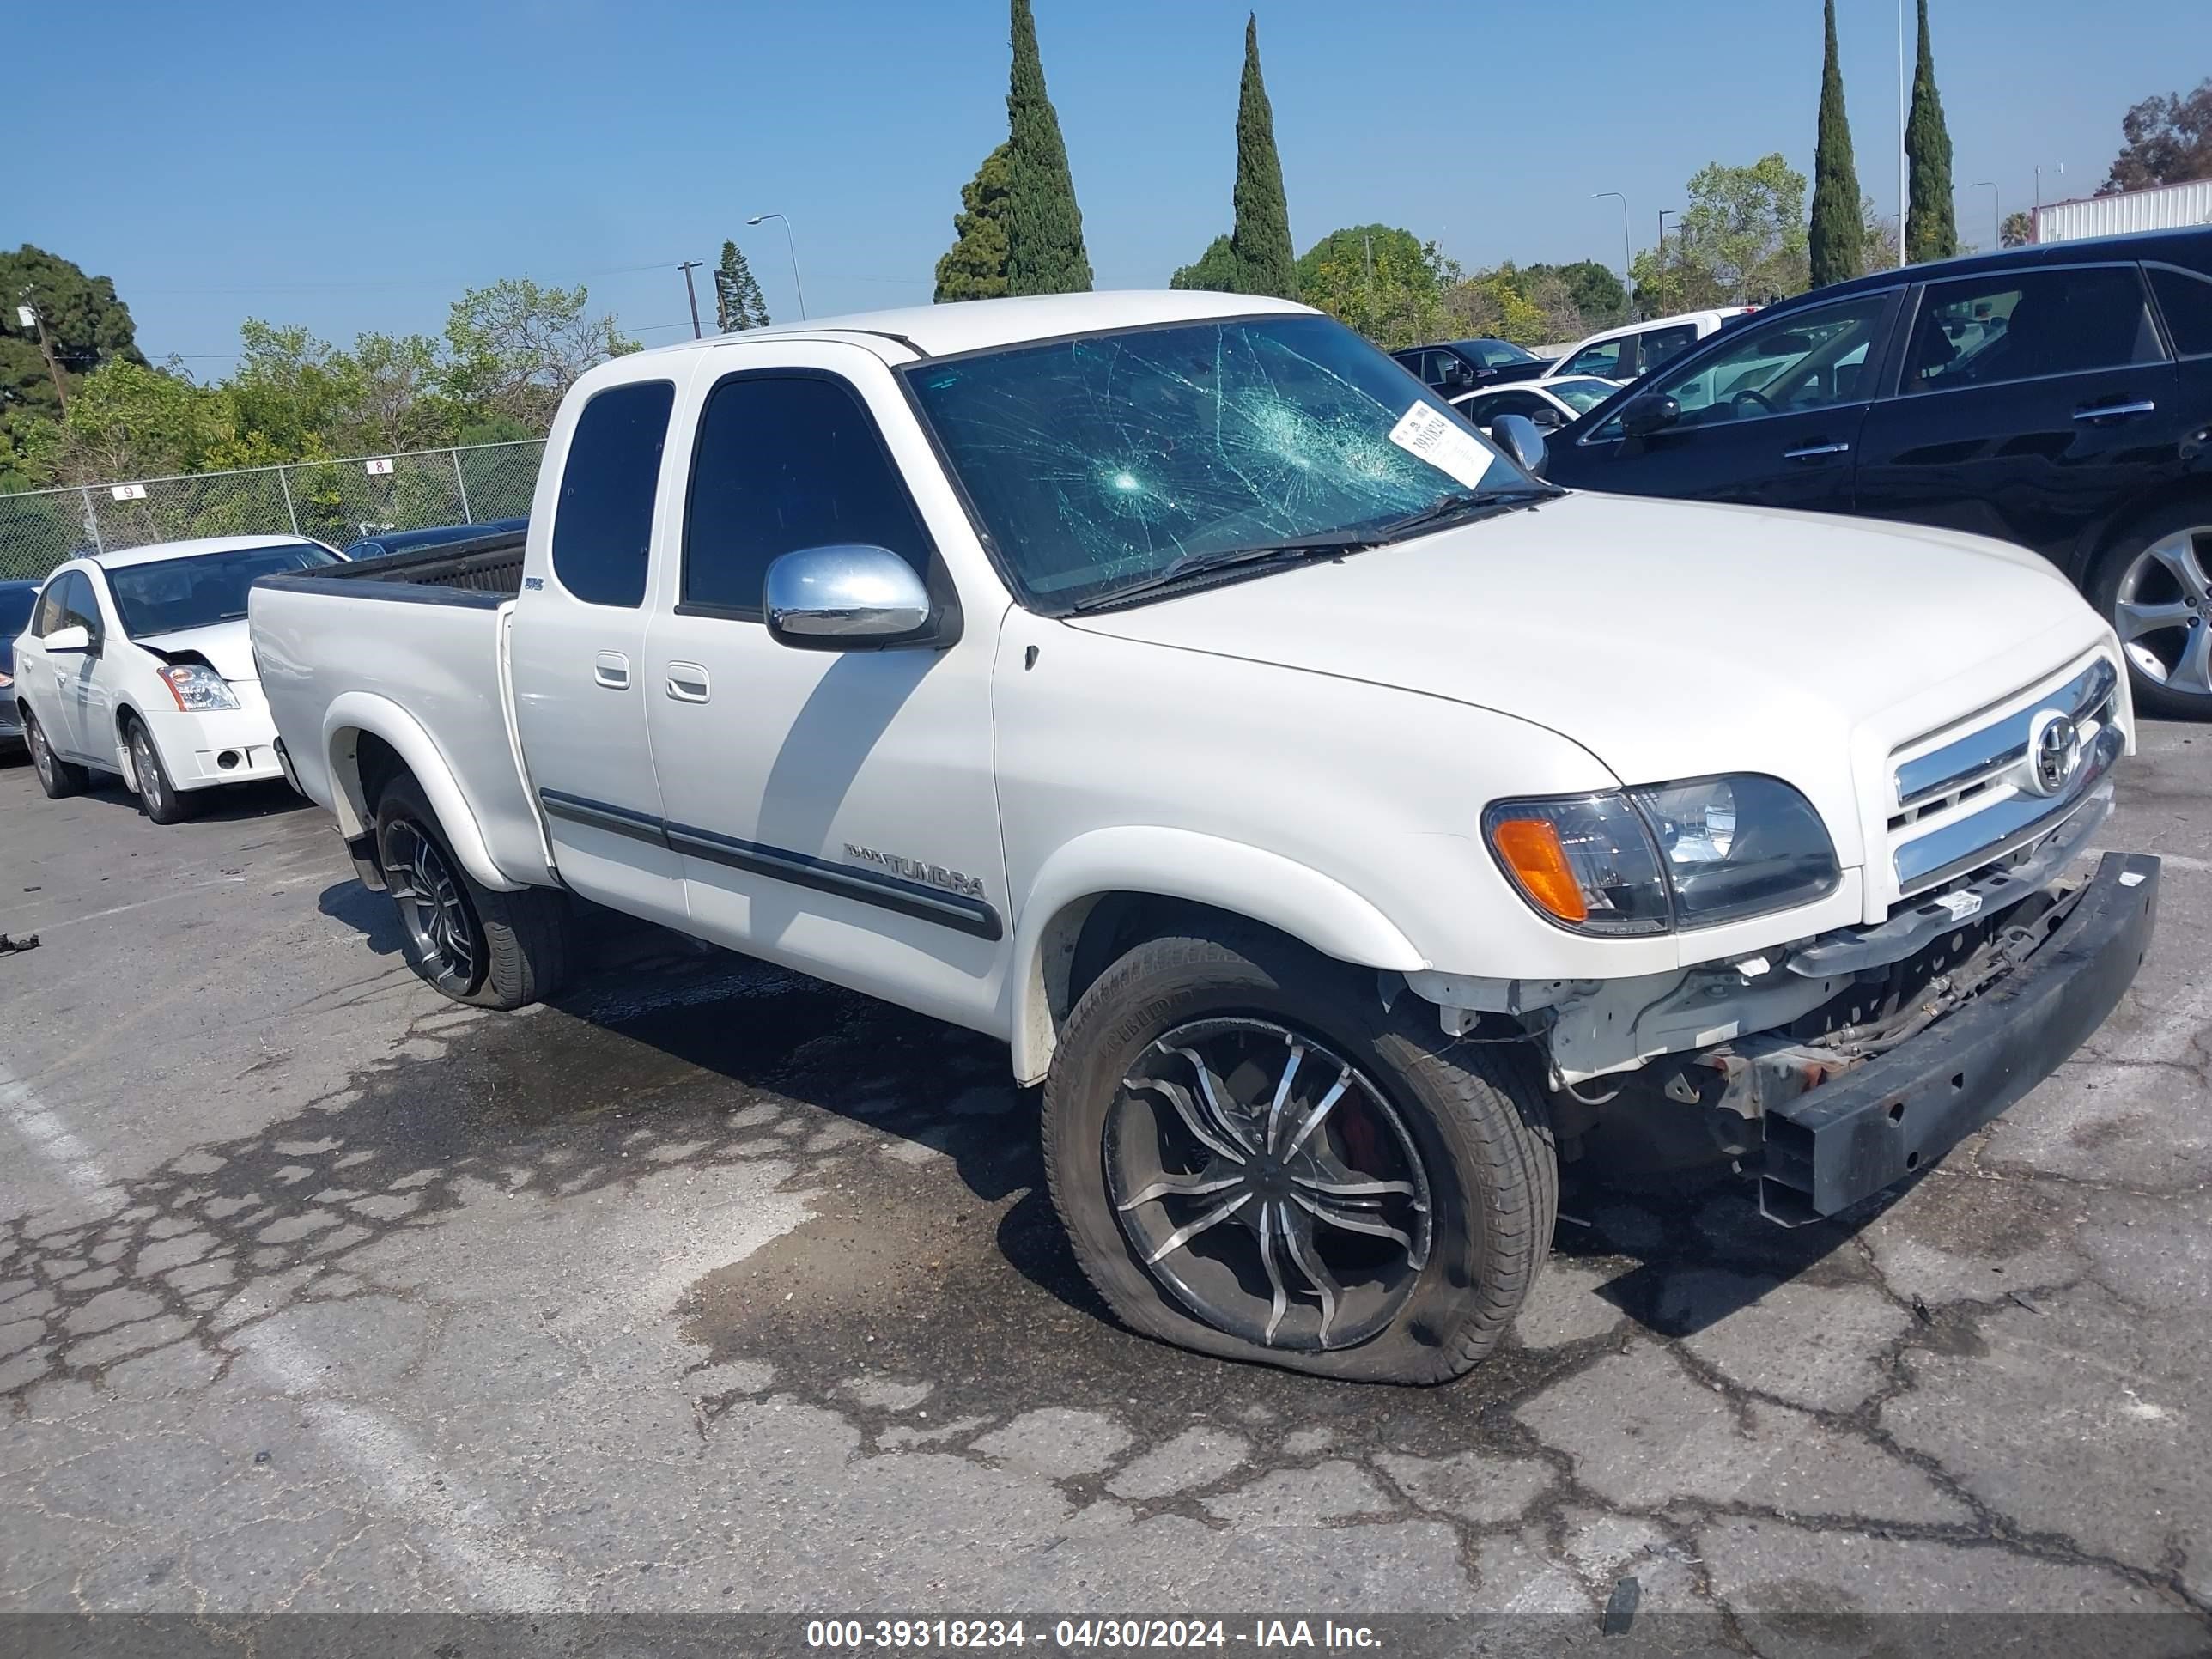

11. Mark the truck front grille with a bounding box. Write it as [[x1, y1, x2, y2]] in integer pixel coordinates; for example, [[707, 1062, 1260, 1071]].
[[1885, 655, 2121, 897]]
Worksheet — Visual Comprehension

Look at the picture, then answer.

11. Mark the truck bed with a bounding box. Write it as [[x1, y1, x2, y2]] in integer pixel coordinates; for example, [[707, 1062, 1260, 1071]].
[[249, 530, 552, 887]]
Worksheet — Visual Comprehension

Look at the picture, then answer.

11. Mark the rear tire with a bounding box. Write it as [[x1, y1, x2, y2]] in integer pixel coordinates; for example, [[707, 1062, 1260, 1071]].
[[125, 717, 198, 824], [25, 710, 89, 799], [1042, 921, 1556, 1384], [373, 772, 571, 1010], [2088, 501, 2212, 721]]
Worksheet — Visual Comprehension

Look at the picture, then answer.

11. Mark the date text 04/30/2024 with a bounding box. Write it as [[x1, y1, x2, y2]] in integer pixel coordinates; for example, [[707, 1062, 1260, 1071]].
[[805, 1620, 1383, 1650]]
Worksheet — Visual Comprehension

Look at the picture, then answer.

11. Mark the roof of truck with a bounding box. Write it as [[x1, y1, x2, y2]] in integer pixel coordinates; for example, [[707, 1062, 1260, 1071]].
[[647, 289, 1316, 362]]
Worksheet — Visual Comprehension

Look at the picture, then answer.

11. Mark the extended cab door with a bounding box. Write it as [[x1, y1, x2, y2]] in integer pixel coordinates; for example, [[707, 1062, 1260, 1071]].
[[1553, 289, 1897, 515], [640, 342, 1011, 1034], [1851, 262, 2179, 565], [507, 360, 695, 921]]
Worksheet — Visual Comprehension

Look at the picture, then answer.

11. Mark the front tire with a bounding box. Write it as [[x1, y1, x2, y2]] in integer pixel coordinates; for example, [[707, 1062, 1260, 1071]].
[[1042, 921, 1556, 1384], [125, 717, 198, 824], [2090, 504, 2212, 720], [25, 710, 89, 799], [373, 772, 572, 1010]]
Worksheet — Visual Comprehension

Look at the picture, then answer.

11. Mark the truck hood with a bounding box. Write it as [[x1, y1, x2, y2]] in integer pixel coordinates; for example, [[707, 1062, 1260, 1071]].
[[132, 617, 258, 682], [1065, 491, 2113, 864]]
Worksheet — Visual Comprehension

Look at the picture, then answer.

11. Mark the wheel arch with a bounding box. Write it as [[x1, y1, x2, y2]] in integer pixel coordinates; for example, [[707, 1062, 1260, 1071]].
[[2073, 474, 2212, 587], [320, 691, 526, 893], [1007, 828, 1427, 1085]]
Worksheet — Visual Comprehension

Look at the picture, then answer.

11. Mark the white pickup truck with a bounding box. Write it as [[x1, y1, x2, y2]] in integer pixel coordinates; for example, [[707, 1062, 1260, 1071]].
[[252, 290, 2159, 1384]]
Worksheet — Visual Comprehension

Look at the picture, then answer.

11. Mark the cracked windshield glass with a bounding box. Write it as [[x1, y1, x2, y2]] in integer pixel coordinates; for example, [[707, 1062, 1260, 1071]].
[[907, 313, 1531, 609]]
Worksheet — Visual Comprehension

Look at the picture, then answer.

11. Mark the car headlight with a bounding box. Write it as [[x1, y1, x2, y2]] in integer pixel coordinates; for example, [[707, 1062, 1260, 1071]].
[[1485, 774, 1838, 935], [157, 662, 240, 713]]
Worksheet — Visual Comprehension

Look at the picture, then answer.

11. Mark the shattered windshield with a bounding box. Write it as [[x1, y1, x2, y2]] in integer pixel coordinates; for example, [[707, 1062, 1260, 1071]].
[[905, 313, 1536, 611]]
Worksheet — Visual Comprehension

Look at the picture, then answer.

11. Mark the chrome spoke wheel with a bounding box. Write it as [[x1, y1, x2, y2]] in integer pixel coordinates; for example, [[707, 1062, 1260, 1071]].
[[1104, 1018, 1432, 1352], [29, 720, 53, 787], [2117, 526, 2212, 701], [384, 822, 478, 994], [130, 729, 164, 814]]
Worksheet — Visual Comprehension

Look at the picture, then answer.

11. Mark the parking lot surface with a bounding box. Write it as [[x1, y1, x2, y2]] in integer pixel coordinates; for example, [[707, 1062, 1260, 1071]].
[[3, 730, 2211, 1641]]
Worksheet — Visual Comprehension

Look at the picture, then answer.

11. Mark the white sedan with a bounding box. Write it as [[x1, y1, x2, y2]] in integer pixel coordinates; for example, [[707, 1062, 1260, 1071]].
[[1449, 374, 1622, 433], [10, 535, 341, 823]]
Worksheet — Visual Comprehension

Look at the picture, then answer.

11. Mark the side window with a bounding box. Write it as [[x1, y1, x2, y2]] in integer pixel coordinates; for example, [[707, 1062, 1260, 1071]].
[[1902, 266, 2164, 394], [1561, 339, 1626, 380], [2148, 264, 2212, 357], [1649, 294, 1890, 428], [53, 572, 100, 636], [1638, 325, 1700, 372], [33, 576, 65, 635], [681, 374, 933, 617], [550, 380, 676, 607]]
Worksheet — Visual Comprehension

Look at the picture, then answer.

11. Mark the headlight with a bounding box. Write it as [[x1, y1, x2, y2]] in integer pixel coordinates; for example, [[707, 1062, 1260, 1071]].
[[1486, 774, 1838, 935], [157, 662, 240, 713]]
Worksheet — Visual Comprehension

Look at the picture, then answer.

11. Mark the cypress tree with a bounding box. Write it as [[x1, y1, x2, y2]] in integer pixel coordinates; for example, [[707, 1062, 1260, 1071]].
[[933, 143, 1014, 302], [1904, 0, 1959, 263], [714, 240, 770, 331], [1808, 0, 1863, 288], [1229, 14, 1296, 298], [1003, 0, 1092, 295]]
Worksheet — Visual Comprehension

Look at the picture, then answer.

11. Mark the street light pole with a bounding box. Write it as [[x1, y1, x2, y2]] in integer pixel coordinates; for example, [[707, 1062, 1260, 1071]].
[[1897, 0, 1908, 268], [1968, 180, 1999, 250], [1592, 191, 1631, 319], [676, 260, 705, 339], [16, 292, 69, 415], [746, 213, 807, 320], [2033, 163, 2064, 242], [1656, 210, 1676, 314]]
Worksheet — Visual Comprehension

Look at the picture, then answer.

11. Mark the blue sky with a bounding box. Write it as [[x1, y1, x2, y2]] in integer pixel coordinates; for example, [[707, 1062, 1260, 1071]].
[[15, 0, 2197, 371]]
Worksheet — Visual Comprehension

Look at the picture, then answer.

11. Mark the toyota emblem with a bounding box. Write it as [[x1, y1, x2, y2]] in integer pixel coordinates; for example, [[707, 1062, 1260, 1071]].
[[2026, 710, 2081, 796]]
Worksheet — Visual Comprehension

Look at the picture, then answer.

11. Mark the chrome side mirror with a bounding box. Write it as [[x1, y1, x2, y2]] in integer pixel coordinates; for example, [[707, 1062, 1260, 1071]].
[[763, 544, 935, 651], [1488, 413, 1549, 478], [42, 623, 93, 654]]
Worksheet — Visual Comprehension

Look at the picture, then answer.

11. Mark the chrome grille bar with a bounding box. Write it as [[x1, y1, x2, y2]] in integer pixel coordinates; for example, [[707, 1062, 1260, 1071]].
[[1893, 658, 2117, 812], [1893, 723, 2123, 891]]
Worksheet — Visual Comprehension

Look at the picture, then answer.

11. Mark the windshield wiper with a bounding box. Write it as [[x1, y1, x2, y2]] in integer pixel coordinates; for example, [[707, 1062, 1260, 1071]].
[[1376, 486, 1559, 544], [1068, 530, 1379, 612]]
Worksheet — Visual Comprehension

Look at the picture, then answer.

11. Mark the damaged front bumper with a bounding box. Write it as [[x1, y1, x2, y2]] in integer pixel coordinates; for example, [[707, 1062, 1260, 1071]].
[[1752, 850, 2157, 1224]]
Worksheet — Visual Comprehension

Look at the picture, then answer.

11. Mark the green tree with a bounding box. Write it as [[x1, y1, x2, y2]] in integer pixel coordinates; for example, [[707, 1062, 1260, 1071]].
[[714, 240, 771, 331], [1903, 0, 1958, 263], [1526, 261, 1627, 328], [1808, 0, 1863, 288], [2000, 210, 2034, 247], [1003, 0, 1092, 295], [2100, 78, 2212, 193], [1168, 234, 1241, 292], [1296, 226, 1455, 349], [0, 245, 147, 448], [442, 278, 633, 433], [1228, 13, 1296, 298], [933, 143, 1014, 302], [58, 359, 239, 483], [1635, 154, 1809, 313]]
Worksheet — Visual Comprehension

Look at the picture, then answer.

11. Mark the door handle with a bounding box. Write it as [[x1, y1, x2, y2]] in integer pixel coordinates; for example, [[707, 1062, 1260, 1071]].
[[2072, 399, 2156, 422], [665, 662, 711, 703], [592, 652, 630, 690], [1784, 441, 1851, 461]]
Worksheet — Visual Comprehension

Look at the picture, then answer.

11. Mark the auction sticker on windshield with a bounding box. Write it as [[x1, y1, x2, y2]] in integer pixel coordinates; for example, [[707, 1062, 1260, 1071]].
[[1387, 403, 1496, 489]]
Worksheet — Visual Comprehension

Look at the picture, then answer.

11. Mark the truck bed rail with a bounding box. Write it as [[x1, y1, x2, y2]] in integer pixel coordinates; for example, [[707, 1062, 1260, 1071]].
[[256, 530, 526, 609]]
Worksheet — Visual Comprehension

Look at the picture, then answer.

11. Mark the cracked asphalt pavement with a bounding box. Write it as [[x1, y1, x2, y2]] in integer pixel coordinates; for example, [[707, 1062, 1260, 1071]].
[[3, 725, 2211, 1643]]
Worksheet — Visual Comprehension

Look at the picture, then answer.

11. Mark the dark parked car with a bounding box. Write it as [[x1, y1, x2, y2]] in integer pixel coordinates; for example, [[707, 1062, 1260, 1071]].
[[1391, 338, 1552, 395], [0, 577, 43, 751], [1543, 228, 2212, 717], [341, 518, 526, 562]]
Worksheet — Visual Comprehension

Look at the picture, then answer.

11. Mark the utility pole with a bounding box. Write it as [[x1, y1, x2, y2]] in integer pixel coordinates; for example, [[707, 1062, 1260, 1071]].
[[1592, 192, 1631, 319], [1897, 0, 1908, 268], [1657, 210, 1676, 315], [17, 293, 69, 415], [677, 261, 705, 340], [1362, 233, 1374, 337]]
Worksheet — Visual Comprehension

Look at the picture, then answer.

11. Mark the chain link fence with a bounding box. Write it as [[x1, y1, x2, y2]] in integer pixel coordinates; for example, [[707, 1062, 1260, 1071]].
[[0, 440, 546, 581]]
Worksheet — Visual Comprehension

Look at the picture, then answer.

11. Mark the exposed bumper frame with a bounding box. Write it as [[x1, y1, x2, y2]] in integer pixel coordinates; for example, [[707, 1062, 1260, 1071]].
[[1759, 851, 2159, 1224]]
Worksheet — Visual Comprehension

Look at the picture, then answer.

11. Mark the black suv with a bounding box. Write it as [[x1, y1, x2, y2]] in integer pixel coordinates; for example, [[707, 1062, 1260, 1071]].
[[1542, 228, 2212, 717], [1391, 338, 1551, 395]]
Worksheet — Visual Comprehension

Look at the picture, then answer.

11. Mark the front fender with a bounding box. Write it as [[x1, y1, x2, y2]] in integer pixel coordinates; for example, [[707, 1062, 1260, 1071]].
[[321, 691, 526, 893], [1008, 826, 1426, 1085]]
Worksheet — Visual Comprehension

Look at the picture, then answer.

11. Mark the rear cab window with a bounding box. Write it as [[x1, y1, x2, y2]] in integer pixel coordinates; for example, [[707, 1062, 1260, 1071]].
[[550, 380, 678, 607], [1637, 324, 1700, 373]]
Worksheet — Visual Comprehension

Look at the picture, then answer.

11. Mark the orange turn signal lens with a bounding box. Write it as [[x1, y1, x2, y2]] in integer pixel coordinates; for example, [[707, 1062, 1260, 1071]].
[[1488, 817, 1589, 923]]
